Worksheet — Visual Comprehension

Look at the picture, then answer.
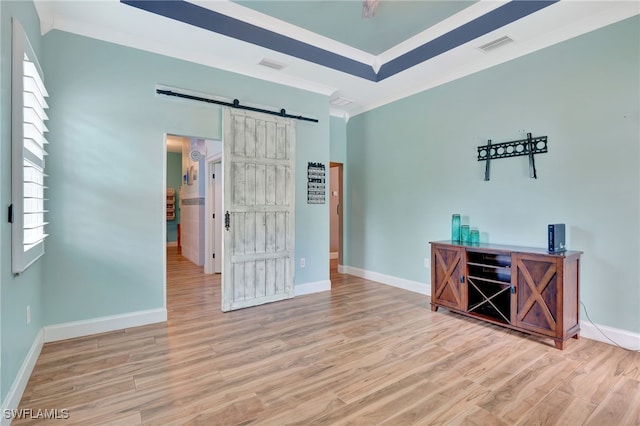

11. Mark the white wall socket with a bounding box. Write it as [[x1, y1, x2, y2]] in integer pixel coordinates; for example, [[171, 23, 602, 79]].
[[26, 305, 31, 325], [300, 258, 306, 268], [424, 258, 430, 268]]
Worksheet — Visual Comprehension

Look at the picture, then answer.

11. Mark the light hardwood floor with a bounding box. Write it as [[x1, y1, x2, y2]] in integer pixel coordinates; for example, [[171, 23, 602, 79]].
[[15, 248, 640, 425]]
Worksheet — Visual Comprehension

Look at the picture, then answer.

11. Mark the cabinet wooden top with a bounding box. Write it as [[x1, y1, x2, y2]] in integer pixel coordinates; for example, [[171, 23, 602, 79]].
[[430, 240, 582, 258]]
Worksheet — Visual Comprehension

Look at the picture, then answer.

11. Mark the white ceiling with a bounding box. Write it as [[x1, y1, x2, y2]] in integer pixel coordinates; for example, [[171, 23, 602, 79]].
[[34, 1, 639, 120], [233, 0, 477, 55]]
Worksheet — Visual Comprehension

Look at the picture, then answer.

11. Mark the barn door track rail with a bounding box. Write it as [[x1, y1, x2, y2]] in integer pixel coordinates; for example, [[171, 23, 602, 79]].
[[156, 89, 319, 123], [477, 132, 547, 181]]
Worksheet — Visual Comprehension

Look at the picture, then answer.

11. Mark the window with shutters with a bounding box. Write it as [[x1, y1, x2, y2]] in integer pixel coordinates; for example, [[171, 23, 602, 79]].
[[11, 19, 50, 274]]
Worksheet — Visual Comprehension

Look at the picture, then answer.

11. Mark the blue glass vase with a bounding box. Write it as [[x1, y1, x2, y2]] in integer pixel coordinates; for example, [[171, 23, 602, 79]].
[[461, 225, 470, 244], [470, 229, 480, 245], [451, 214, 461, 242]]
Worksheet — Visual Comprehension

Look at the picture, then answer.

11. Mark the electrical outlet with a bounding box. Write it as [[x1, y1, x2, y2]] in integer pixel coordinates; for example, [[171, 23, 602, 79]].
[[424, 258, 430, 269], [300, 258, 306, 268], [26, 305, 31, 325]]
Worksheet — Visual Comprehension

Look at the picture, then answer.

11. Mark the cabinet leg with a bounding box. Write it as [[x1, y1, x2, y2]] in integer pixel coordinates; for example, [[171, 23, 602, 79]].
[[431, 304, 439, 312], [554, 340, 565, 350], [573, 333, 580, 340]]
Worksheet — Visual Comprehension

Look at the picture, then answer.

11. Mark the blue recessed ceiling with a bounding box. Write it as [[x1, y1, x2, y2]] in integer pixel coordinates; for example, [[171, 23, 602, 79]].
[[121, 0, 558, 82], [233, 1, 477, 55]]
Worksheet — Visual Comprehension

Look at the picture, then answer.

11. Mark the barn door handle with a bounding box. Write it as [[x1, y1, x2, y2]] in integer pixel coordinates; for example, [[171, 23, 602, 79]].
[[225, 211, 230, 231]]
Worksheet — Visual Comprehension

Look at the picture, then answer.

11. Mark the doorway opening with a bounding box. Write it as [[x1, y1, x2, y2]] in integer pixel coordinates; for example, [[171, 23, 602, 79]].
[[329, 162, 344, 274], [166, 135, 183, 252], [165, 108, 297, 313], [165, 134, 222, 271]]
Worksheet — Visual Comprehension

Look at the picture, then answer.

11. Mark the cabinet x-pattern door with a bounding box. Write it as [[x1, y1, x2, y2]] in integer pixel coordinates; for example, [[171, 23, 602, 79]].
[[432, 246, 465, 311], [515, 254, 559, 337]]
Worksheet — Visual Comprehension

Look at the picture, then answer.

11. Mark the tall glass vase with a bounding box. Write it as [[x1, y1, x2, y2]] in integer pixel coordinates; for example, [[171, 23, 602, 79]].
[[461, 225, 470, 244], [451, 214, 461, 242]]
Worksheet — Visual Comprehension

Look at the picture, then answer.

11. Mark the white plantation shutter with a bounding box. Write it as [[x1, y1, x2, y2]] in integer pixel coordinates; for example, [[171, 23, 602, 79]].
[[12, 19, 50, 273]]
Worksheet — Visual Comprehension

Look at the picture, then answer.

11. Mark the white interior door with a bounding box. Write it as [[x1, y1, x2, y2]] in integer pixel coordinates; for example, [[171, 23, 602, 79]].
[[222, 108, 296, 311], [206, 160, 223, 274], [214, 161, 222, 273], [205, 160, 215, 275]]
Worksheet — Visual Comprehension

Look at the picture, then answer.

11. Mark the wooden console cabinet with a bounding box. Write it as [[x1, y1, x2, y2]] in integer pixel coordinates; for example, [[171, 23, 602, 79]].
[[430, 241, 581, 349]]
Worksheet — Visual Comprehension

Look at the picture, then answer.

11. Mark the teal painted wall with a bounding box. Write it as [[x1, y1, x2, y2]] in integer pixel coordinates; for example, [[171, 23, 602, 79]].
[[330, 116, 348, 265], [42, 30, 330, 325], [347, 16, 640, 333], [166, 152, 182, 243], [0, 0, 44, 405], [330, 116, 347, 164]]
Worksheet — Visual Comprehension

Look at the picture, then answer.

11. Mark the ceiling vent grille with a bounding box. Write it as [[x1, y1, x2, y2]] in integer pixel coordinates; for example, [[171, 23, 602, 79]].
[[330, 97, 353, 107], [258, 58, 286, 70], [478, 36, 514, 52]]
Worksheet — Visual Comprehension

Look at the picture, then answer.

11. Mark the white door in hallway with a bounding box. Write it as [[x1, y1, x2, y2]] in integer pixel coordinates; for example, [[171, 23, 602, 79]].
[[222, 108, 296, 311], [214, 161, 222, 273]]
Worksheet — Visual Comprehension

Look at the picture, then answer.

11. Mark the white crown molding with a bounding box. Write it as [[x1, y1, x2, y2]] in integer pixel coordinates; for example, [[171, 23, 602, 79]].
[[47, 13, 338, 97], [350, 0, 640, 117], [35, 0, 639, 121], [329, 108, 349, 122], [33, 0, 54, 35]]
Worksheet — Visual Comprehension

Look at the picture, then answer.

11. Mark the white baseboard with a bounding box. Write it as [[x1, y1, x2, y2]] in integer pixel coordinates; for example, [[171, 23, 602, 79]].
[[295, 280, 331, 296], [343, 266, 430, 295], [331, 266, 640, 350], [329, 252, 339, 260], [166, 241, 178, 247], [1, 330, 44, 426], [43, 308, 167, 343], [580, 320, 640, 350]]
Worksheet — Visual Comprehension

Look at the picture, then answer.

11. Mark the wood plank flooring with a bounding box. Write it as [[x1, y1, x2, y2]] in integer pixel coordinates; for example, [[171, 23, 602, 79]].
[[15, 248, 640, 425]]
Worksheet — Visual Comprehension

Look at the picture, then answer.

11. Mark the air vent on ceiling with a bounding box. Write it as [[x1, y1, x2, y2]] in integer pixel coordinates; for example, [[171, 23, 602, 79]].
[[258, 58, 286, 71], [330, 97, 353, 107], [478, 36, 514, 53]]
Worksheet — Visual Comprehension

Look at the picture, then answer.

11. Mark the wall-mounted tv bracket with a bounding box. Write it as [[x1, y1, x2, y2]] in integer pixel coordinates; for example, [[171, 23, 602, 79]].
[[477, 133, 548, 181]]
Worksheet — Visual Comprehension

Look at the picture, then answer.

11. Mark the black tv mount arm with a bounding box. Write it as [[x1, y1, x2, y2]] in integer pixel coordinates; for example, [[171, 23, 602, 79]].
[[477, 133, 548, 181]]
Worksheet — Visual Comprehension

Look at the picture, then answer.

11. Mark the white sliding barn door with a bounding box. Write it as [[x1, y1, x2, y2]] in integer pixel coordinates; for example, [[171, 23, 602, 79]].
[[222, 108, 296, 311]]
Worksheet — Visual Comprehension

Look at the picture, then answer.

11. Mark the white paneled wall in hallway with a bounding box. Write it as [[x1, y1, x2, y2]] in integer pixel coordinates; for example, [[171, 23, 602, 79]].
[[180, 200, 205, 266]]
